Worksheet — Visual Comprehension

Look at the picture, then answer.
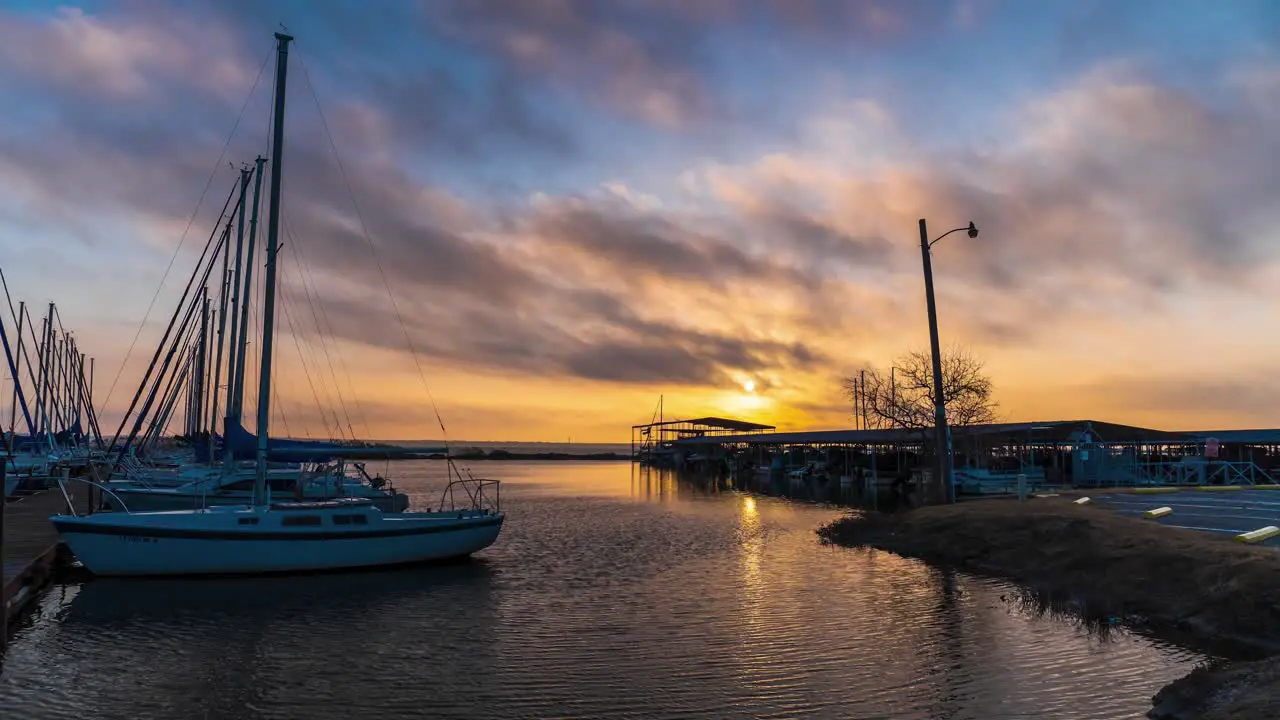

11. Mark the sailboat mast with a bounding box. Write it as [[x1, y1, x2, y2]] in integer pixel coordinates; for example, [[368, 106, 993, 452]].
[[7, 300, 22, 453], [53, 333, 63, 434], [88, 356, 96, 446], [184, 353, 194, 437], [59, 335, 71, 434], [213, 168, 251, 460], [226, 157, 265, 470], [198, 291, 211, 438], [658, 394, 664, 452], [49, 331, 60, 436], [76, 350, 85, 442], [37, 307, 52, 445], [64, 339, 74, 436], [59, 337, 70, 436], [254, 31, 293, 507]]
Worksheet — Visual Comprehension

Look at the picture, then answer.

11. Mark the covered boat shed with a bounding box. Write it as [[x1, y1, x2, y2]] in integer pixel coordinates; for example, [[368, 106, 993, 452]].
[[671, 419, 1280, 490], [631, 416, 775, 463]]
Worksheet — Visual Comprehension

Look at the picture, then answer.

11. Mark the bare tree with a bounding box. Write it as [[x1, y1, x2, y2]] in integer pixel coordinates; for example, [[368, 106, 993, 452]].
[[843, 346, 999, 433]]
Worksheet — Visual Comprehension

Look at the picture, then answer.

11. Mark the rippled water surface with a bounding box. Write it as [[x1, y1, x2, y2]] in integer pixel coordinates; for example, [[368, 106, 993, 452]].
[[2, 461, 1203, 719]]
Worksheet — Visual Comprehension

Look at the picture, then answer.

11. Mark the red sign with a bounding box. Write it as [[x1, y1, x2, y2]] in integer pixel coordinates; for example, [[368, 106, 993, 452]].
[[1206, 438, 1221, 458]]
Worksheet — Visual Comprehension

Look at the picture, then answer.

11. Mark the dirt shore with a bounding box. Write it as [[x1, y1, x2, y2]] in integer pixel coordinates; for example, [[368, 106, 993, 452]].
[[818, 498, 1280, 719]]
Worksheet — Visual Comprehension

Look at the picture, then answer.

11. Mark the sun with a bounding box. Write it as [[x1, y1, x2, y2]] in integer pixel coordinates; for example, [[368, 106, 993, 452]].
[[742, 380, 756, 393]]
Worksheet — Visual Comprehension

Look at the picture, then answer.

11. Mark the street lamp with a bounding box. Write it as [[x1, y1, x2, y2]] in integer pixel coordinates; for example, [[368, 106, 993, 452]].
[[919, 218, 978, 504], [888, 365, 906, 427]]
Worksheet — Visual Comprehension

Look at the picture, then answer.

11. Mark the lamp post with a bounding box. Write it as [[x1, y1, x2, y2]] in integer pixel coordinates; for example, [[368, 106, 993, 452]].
[[919, 218, 978, 504], [888, 365, 906, 427]]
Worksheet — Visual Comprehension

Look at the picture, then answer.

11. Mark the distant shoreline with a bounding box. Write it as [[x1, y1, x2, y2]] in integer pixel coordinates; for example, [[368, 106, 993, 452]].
[[423, 451, 630, 462], [334, 449, 631, 462]]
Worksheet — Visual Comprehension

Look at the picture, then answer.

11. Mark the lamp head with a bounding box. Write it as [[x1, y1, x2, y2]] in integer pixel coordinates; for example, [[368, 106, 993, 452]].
[[966, 221, 978, 239]]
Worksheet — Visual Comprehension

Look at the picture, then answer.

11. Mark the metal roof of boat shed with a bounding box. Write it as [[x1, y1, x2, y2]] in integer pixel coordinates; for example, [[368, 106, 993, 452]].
[[673, 419, 1193, 446], [1177, 429, 1280, 445], [631, 416, 775, 432]]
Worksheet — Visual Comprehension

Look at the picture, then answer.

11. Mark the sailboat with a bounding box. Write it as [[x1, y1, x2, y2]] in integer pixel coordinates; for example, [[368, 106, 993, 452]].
[[101, 457, 410, 513], [49, 32, 504, 576], [1, 291, 106, 494]]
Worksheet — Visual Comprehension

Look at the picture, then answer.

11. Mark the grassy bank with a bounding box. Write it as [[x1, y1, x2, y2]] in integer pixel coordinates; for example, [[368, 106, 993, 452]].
[[818, 498, 1280, 719], [328, 450, 629, 461], [428, 451, 629, 462]]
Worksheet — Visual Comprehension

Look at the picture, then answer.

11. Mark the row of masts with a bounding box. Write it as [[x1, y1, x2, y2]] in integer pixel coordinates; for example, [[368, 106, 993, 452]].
[[112, 34, 291, 512], [108, 157, 268, 471], [0, 151, 268, 469], [0, 292, 102, 458]]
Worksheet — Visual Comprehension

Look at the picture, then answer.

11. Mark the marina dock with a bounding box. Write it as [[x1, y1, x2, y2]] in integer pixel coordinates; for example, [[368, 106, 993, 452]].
[[649, 417, 1280, 500], [3, 491, 68, 629]]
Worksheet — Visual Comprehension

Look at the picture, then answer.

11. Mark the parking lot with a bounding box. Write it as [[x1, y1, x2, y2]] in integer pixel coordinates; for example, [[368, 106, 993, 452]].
[[1092, 488, 1280, 547]]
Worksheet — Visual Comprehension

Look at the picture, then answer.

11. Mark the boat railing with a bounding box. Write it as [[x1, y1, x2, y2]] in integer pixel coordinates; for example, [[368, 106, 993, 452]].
[[436, 474, 501, 514], [296, 466, 349, 502], [352, 461, 392, 491], [54, 474, 135, 516]]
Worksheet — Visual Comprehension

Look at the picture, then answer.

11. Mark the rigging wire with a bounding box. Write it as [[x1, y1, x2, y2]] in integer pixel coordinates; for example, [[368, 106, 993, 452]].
[[279, 211, 371, 438], [275, 250, 344, 439], [107, 179, 238, 450], [278, 281, 340, 439], [273, 383, 292, 440], [0, 272, 50, 405], [101, 47, 273, 416], [282, 215, 358, 439], [294, 45, 452, 450]]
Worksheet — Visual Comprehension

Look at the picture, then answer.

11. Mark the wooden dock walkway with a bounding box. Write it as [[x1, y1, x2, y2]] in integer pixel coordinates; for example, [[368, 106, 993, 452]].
[[3, 490, 69, 626]]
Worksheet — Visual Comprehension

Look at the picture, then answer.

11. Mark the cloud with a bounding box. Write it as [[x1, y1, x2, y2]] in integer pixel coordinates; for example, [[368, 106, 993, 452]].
[[365, 68, 575, 160], [683, 57, 1280, 349], [0, 6, 255, 101], [4, 2, 1280, 439], [287, 271, 824, 388], [1069, 372, 1280, 430], [0, 7, 833, 393], [424, 0, 973, 127], [427, 0, 719, 127]]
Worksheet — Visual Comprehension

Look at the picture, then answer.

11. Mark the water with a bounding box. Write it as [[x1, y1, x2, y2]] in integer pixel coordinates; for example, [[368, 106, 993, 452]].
[[382, 440, 631, 456], [1, 461, 1204, 719]]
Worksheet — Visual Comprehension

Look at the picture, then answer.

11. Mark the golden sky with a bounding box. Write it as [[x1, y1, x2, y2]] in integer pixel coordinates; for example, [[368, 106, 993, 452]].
[[3, 2, 1279, 442]]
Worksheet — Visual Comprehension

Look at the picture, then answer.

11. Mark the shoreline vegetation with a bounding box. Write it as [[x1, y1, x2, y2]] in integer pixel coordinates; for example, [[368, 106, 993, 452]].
[[320, 447, 630, 462], [168, 434, 631, 462], [424, 450, 629, 462], [818, 498, 1280, 720]]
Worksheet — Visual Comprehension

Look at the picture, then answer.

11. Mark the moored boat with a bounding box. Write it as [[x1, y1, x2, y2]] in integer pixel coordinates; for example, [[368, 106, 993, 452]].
[[49, 31, 504, 577], [52, 494, 501, 576], [103, 470, 409, 512]]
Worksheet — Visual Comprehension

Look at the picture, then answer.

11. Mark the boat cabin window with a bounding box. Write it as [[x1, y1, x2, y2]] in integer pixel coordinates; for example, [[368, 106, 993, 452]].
[[238, 517, 260, 525], [332, 514, 368, 525], [281, 515, 323, 527], [223, 478, 297, 492]]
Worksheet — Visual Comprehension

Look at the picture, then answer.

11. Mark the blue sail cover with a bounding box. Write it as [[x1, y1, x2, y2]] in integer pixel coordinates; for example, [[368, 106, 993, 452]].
[[5, 421, 81, 451], [217, 419, 349, 463], [54, 420, 85, 445], [5, 432, 50, 453]]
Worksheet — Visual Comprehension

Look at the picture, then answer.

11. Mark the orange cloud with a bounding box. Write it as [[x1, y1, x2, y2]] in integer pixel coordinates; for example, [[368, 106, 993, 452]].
[[4, 6, 1280, 443]]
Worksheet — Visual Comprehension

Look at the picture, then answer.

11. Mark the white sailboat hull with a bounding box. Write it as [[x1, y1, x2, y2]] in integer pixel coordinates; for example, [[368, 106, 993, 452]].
[[102, 487, 409, 513], [51, 501, 503, 576]]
